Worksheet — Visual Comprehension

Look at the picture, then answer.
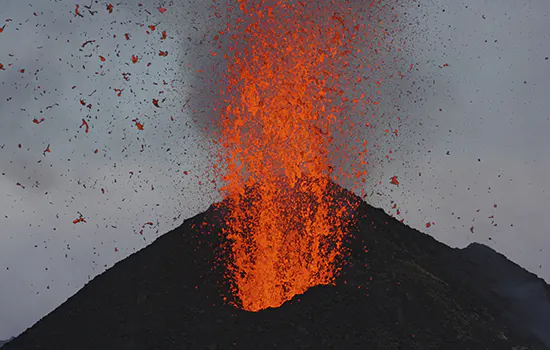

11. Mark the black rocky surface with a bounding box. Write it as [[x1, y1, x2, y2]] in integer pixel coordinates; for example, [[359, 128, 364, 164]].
[[4, 180, 549, 349]]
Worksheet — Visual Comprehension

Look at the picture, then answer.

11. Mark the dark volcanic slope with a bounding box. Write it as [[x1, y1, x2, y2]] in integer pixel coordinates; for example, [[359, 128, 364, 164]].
[[4, 181, 549, 350]]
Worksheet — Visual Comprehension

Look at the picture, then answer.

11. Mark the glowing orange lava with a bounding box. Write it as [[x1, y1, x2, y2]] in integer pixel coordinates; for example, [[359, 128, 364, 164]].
[[214, 0, 380, 311]]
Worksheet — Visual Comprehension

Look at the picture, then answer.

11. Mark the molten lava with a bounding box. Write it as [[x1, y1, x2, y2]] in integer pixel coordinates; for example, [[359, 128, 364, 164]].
[[214, 0, 380, 311]]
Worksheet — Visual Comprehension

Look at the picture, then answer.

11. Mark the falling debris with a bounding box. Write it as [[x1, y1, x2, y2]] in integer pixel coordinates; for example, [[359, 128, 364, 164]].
[[81, 40, 95, 48], [80, 119, 89, 133], [73, 216, 86, 224], [75, 5, 84, 17]]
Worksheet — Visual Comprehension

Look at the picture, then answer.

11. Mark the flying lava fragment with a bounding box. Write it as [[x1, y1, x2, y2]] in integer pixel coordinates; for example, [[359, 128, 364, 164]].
[[390, 175, 399, 185], [81, 40, 95, 48], [75, 5, 83, 17], [73, 216, 86, 224], [80, 119, 89, 133]]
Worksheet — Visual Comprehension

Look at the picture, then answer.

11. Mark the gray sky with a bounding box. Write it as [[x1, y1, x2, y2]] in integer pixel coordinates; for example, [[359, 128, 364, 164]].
[[1, 0, 549, 341]]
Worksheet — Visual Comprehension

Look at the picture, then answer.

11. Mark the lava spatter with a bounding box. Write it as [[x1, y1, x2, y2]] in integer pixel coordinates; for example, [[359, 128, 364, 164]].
[[214, 0, 380, 311]]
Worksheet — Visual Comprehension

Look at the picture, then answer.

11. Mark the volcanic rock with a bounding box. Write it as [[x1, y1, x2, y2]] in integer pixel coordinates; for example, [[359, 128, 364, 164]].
[[3, 180, 549, 349]]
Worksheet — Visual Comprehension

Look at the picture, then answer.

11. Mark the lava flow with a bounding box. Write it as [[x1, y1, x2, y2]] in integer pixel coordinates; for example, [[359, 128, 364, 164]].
[[214, 0, 382, 311]]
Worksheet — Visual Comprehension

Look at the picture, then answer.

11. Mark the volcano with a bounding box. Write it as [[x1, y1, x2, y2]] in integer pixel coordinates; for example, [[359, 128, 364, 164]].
[[3, 180, 549, 349]]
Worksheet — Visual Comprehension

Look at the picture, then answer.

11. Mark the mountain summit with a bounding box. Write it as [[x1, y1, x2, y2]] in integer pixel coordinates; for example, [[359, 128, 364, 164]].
[[4, 180, 549, 349]]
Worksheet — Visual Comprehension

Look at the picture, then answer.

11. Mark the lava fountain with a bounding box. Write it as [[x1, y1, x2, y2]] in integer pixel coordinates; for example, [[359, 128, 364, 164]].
[[213, 0, 386, 311]]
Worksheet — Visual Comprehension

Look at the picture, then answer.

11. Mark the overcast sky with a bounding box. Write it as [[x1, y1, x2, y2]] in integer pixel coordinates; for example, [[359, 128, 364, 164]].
[[1, 0, 549, 340]]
